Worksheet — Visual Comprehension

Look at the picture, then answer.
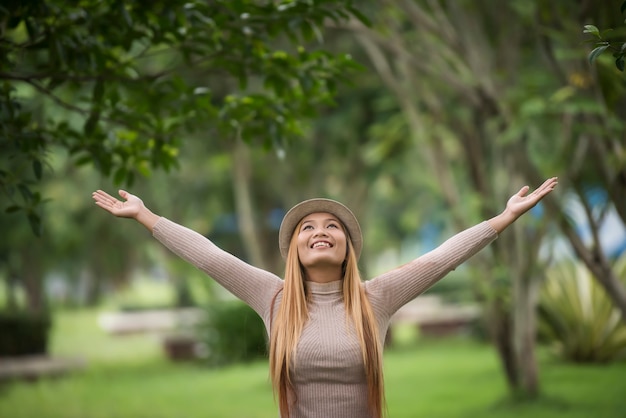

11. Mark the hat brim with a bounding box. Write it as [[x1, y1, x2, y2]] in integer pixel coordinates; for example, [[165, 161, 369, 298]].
[[278, 198, 362, 260]]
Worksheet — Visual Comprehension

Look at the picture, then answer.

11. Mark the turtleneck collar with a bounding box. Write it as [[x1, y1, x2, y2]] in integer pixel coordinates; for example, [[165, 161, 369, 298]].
[[306, 280, 343, 296]]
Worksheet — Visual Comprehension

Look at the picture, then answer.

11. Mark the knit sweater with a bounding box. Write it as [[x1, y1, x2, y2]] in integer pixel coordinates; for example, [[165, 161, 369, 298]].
[[153, 218, 498, 418]]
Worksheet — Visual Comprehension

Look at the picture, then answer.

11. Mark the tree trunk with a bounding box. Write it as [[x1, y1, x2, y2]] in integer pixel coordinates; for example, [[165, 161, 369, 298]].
[[512, 274, 540, 397], [232, 138, 269, 271], [4, 267, 19, 311], [20, 240, 46, 314], [84, 270, 103, 307], [486, 298, 519, 390]]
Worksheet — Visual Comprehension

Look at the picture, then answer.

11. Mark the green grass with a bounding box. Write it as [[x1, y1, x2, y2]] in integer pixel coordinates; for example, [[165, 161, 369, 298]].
[[384, 341, 625, 418], [49, 308, 165, 367], [0, 310, 625, 418]]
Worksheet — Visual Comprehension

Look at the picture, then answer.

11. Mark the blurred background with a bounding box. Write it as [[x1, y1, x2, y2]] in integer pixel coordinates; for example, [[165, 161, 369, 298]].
[[1, 1, 625, 417]]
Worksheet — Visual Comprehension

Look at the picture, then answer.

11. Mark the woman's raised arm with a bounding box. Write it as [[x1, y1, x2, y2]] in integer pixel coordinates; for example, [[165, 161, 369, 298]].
[[92, 189, 160, 232], [91, 189, 283, 316], [366, 176, 559, 315]]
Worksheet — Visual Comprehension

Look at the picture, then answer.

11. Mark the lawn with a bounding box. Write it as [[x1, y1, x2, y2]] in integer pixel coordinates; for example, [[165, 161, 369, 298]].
[[0, 309, 624, 418]]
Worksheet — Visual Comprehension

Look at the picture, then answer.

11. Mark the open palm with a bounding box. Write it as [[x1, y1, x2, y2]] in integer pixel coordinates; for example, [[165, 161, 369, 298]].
[[92, 189, 143, 219], [506, 177, 558, 218]]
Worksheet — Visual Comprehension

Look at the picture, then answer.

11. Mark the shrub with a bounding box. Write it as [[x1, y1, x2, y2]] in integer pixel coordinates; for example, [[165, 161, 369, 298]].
[[198, 301, 267, 366], [0, 311, 51, 357], [538, 259, 626, 363]]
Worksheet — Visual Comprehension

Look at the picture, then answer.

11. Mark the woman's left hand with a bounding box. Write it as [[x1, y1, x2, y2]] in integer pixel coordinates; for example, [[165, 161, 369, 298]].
[[488, 177, 558, 233], [505, 177, 558, 218]]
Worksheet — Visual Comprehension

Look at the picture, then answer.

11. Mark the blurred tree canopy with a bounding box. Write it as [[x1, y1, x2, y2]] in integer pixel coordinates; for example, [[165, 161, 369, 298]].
[[0, 0, 366, 234], [584, 1, 626, 72]]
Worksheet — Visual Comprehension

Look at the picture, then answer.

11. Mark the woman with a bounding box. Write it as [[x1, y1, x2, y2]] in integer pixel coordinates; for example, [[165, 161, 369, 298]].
[[92, 177, 558, 418]]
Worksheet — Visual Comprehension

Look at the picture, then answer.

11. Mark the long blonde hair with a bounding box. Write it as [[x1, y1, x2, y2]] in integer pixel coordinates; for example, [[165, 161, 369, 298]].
[[269, 219, 385, 417]]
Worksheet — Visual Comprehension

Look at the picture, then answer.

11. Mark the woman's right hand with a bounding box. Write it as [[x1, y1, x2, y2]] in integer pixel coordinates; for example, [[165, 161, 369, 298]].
[[92, 189, 144, 219], [92, 189, 160, 232]]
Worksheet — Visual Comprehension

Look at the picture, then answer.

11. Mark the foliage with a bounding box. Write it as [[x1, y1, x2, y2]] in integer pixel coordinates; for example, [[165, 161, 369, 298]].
[[198, 301, 267, 366], [538, 257, 626, 363], [0, 0, 366, 234], [0, 310, 51, 356], [584, 1, 626, 72]]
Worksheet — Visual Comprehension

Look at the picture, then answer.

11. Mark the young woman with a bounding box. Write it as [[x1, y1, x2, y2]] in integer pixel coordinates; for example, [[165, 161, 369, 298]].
[[92, 177, 557, 418]]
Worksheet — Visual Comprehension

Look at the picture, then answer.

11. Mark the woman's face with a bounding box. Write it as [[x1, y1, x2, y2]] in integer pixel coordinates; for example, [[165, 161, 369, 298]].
[[296, 212, 348, 269]]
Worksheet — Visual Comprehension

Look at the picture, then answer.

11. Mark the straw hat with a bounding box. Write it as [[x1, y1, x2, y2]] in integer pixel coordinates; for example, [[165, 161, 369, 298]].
[[278, 198, 362, 260]]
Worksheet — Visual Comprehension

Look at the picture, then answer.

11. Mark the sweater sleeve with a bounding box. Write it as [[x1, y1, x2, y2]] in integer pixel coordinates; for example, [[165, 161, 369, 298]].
[[365, 221, 498, 316], [152, 217, 283, 317]]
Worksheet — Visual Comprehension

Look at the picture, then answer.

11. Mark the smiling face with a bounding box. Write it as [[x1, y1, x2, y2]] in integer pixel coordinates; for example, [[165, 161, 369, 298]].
[[296, 212, 348, 272]]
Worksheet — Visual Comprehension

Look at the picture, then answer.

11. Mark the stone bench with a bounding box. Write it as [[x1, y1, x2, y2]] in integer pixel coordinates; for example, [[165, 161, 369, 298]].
[[97, 308, 204, 335], [0, 356, 85, 382], [387, 295, 480, 344]]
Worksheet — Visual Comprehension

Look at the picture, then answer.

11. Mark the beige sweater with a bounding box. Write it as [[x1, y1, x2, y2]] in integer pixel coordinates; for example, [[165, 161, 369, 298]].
[[153, 218, 498, 418]]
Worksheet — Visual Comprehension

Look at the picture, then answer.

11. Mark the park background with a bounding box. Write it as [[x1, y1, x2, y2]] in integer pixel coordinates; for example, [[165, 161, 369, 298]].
[[1, 1, 626, 417]]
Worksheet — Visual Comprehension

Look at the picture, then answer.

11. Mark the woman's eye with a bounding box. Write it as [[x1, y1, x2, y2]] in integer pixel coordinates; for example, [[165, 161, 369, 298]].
[[302, 225, 313, 230], [327, 223, 338, 229]]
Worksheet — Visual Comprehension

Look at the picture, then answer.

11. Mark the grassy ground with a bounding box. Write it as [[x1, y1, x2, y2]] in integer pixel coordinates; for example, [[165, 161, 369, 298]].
[[0, 309, 624, 418]]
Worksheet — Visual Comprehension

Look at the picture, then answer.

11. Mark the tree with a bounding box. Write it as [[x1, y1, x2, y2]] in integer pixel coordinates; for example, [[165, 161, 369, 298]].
[[1, 0, 366, 235], [1, 0, 377, 324], [334, 0, 626, 399]]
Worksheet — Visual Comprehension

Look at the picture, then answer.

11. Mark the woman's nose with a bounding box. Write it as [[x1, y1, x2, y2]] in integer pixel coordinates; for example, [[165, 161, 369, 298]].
[[313, 228, 328, 237]]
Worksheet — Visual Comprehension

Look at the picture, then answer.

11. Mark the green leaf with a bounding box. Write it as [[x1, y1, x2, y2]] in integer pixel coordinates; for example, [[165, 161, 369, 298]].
[[74, 155, 93, 166], [583, 25, 600, 37], [599, 28, 614, 38], [84, 111, 101, 136], [616, 55, 625, 72], [93, 79, 105, 104], [114, 167, 127, 186], [33, 159, 43, 180], [588, 44, 609, 64], [31, 192, 42, 205], [18, 184, 33, 201], [347, 6, 372, 27], [5, 205, 21, 213], [120, 2, 133, 27], [27, 211, 43, 237], [621, 1, 626, 14]]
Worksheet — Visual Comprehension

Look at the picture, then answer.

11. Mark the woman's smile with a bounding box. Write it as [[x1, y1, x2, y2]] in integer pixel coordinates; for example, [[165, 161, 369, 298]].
[[297, 212, 347, 271]]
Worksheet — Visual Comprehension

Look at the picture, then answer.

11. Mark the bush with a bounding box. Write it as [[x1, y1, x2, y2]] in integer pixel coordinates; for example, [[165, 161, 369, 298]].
[[198, 301, 267, 366], [0, 311, 51, 357], [538, 259, 626, 363]]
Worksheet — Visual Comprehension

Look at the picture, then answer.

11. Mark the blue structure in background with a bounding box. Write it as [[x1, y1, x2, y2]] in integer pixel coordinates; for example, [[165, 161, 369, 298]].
[[572, 188, 626, 258]]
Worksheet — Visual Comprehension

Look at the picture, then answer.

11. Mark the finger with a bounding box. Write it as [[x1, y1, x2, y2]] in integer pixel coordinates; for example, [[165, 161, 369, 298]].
[[93, 198, 117, 213], [544, 176, 558, 187], [93, 190, 116, 202], [92, 191, 108, 205], [93, 190, 111, 199], [538, 178, 553, 190], [516, 185, 530, 197], [536, 177, 558, 195], [118, 189, 129, 200], [92, 190, 115, 206], [94, 200, 112, 211]]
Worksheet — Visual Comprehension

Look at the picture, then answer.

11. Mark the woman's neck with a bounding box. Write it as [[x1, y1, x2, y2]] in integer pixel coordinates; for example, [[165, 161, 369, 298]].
[[304, 265, 343, 283]]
